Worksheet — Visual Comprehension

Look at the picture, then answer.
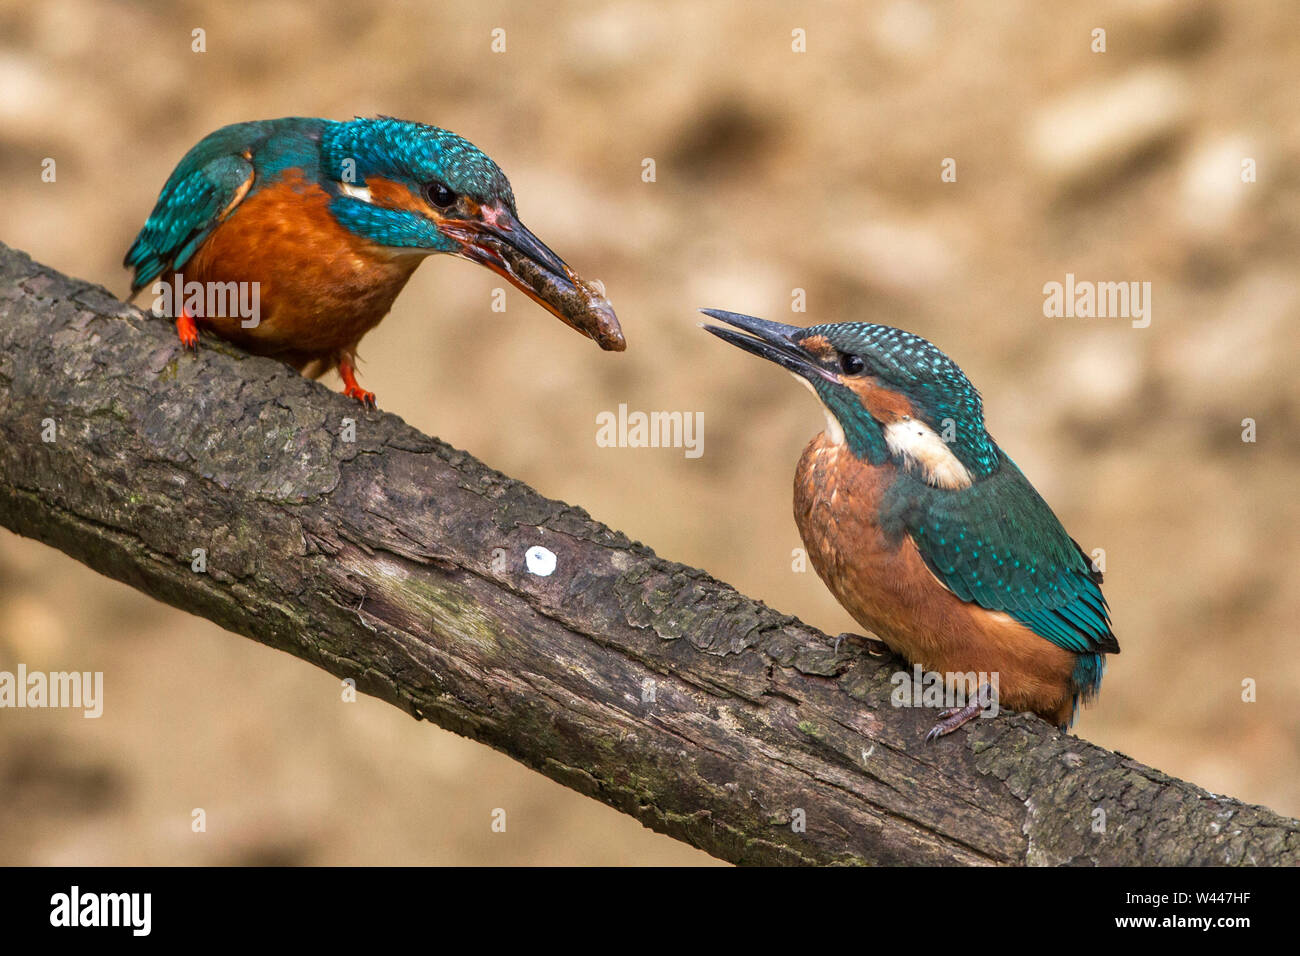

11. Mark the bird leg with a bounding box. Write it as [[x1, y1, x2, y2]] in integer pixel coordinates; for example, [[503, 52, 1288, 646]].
[[925, 680, 997, 742], [337, 355, 376, 407], [176, 308, 200, 351], [833, 632, 893, 658]]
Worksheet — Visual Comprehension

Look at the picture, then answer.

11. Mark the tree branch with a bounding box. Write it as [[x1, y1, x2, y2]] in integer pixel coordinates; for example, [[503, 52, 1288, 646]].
[[0, 240, 1295, 865]]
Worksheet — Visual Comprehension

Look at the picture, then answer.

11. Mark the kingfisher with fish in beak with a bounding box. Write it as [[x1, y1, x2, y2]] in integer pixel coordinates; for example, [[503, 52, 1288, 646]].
[[124, 116, 624, 407], [701, 309, 1119, 740]]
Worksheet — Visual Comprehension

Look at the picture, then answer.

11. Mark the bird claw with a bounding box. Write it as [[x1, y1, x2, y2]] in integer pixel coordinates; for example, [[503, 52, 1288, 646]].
[[176, 311, 199, 352], [337, 357, 376, 408], [925, 704, 981, 742], [925, 682, 997, 742], [831, 632, 892, 658], [344, 384, 376, 408], [861, 636, 892, 657]]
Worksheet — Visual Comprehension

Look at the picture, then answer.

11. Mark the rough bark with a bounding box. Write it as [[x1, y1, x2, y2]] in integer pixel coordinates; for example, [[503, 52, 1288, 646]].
[[0, 241, 1295, 866]]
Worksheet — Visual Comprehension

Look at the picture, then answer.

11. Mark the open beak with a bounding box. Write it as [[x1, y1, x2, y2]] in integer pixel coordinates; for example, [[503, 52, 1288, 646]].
[[451, 204, 625, 352], [699, 309, 834, 383]]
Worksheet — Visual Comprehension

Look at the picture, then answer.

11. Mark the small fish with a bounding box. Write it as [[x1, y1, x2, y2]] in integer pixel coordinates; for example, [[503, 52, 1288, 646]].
[[486, 234, 625, 351]]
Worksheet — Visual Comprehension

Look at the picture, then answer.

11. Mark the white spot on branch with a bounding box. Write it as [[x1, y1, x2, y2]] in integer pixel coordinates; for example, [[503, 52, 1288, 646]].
[[525, 545, 556, 577]]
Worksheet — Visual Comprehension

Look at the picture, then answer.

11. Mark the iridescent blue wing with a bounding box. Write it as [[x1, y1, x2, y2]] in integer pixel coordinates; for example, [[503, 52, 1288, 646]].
[[885, 451, 1118, 656], [124, 160, 253, 296]]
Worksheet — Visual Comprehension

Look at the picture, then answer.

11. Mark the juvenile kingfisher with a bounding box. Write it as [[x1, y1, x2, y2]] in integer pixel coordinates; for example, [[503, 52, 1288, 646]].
[[124, 116, 624, 406], [702, 310, 1119, 739]]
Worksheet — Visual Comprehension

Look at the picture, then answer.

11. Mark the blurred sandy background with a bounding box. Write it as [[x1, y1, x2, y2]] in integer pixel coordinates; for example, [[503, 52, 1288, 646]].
[[1, 0, 1298, 864]]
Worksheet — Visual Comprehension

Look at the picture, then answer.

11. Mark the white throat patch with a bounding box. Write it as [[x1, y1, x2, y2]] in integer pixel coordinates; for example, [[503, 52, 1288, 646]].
[[792, 376, 973, 488], [884, 419, 973, 489], [793, 375, 846, 445], [337, 182, 373, 203]]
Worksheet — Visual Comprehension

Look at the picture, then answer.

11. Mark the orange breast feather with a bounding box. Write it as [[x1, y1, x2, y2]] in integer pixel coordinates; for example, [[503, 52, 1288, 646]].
[[185, 170, 421, 364]]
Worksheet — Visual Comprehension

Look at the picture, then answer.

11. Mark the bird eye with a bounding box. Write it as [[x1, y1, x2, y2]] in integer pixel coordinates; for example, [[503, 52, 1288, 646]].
[[839, 353, 866, 376], [424, 181, 456, 208]]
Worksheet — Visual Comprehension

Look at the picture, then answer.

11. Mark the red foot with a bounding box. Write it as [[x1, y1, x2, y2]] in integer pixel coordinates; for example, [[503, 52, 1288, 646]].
[[176, 309, 199, 351], [344, 384, 376, 406], [338, 357, 376, 408]]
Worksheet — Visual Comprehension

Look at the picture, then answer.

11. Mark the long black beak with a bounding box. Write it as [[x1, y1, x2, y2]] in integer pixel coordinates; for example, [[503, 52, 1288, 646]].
[[456, 205, 625, 352], [699, 309, 834, 382]]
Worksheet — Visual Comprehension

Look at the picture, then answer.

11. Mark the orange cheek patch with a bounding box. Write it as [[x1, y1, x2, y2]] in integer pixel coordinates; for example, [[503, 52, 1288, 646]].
[[798, 336, 917, 423], [848, 377, 916, 423], [366, 177, 436, 217]]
